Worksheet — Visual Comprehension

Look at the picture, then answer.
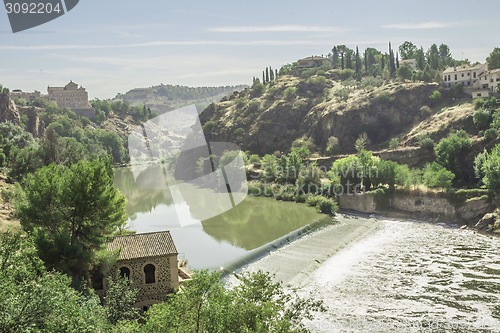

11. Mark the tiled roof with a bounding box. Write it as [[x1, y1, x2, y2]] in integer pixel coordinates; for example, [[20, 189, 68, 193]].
[[443, 63, 486, 73], [108, 231, 178, 261], [299, 56, 327, 61]]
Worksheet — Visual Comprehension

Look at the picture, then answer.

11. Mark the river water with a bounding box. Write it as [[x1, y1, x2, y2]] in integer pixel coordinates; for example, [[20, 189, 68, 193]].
[[114, 167, 500, 332], [297, 219, 500, 333], [114, 167, 329, 270]]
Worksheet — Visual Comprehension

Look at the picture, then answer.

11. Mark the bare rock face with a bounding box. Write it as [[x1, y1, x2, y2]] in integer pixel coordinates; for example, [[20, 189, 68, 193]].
[[475, 212, 497, 230], [0, 93, 20, 125], [18, 106, 45, 137]]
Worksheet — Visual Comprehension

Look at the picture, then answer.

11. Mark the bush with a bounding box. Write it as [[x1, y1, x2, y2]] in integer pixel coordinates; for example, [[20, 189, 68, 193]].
[[315, 196, 339, 215], [251, 83, 265, 97], [473, 108, 492, 130], [296, 163, 322, 194], [283, 87, 297, 101], [417, 135, 435, 151], [388, 138, 399, 149], [434, 130, 472, 179], [475, 144, 500, 193], [483, 128, 498, 141], [422, 162, 455, 190], [429, 90, 442, 101]]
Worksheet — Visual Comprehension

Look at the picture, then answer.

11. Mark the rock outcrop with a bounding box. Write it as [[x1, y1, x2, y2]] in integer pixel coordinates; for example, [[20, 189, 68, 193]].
[[0, 93, 20, 125]]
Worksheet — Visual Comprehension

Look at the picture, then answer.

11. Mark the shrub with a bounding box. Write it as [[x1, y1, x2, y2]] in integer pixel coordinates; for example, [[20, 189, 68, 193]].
[[429, 90, 442, 101], [483, 128, 498, 141], [326, 136, 341, 154], [434, 130, 472, 179], [376, 92, 395, 103], [422, 162, 455, 190], [251, 83, 265, 97], [283, 87, 297, 101], [388, 138, 400, 149], [417, 135, 435, 151], [420, 105, 432, 115], [247, 100, 260, 113], [296, 163, 322, 194], [315, 196, 339, 215], [475, 144, 500, 193], [473, 108, 492, 130]]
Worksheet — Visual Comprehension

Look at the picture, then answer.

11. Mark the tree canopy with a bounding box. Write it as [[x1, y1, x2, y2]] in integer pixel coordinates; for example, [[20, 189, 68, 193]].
[[16, 158, 127, 286]]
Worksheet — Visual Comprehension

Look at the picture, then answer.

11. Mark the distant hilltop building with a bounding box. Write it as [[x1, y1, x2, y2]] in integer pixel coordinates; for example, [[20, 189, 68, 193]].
[[47, 81, 95, 119], [93, 231, 191, 311], [399, 58, 418, 71], [11, 89, 41, 102], [443, 64, 500, 98], [298, 55, 329, 68], [47, 80, 91, 109]]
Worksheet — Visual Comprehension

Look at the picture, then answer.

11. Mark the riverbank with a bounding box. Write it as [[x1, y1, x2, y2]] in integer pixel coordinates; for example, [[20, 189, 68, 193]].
[[339, 189, 500, 235], [232, 215, 381, 286]]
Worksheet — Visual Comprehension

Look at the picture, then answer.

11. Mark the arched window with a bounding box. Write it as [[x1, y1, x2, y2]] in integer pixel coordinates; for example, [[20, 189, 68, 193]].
[[119, 266, 130, 279], [144, 264, 156, 284]]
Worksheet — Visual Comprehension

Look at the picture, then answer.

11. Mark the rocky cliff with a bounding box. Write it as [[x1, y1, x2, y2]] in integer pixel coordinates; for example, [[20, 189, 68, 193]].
[[199, 75, 466, 156], [0, 93, 20, 125]]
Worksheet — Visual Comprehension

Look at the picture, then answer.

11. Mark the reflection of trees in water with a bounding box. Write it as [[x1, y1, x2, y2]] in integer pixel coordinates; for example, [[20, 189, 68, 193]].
[[114, 166, 173, 221], [201, 197, 325, 250]]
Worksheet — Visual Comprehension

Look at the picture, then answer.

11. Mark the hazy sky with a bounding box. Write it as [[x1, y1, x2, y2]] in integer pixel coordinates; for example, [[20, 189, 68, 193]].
[[0, 0, 499, 98]]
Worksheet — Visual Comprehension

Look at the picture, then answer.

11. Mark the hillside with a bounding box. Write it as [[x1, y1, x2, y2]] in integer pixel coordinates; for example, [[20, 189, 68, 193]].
[[199, 72, 473, 157], [117, 83, 248, 116]]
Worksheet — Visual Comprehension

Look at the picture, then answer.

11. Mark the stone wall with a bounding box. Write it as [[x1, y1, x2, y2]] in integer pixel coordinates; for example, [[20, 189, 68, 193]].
[[339, 191, 494, 224], [96, 254, 179, 308]]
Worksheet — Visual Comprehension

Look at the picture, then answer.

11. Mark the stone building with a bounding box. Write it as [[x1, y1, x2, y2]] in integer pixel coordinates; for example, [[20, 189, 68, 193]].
[[94, 231, 182, 310], [298, 55, 329, 68], [47, 80, 91, 109], [442, 63, 488, 88], [11, 89, 41, 102]]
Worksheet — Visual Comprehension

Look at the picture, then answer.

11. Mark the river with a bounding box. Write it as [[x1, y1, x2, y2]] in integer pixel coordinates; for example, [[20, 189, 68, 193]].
[[267, 218, 500, 332], [114, 166, 330, 270], [115, 167, 500, 332]]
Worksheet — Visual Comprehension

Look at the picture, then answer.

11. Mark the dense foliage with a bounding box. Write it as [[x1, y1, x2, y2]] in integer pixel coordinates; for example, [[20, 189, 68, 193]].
[[16, 159, 127, 286]]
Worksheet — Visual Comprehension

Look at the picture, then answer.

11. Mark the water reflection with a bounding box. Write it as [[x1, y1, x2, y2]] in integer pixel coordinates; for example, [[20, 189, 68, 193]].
[[114, 167, 326, 269], [114, 166, 173, 221]]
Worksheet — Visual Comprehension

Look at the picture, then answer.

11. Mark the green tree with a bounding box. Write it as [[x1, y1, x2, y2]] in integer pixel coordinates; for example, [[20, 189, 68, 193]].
[[486, 47, 500, 70], [104, 276, 140, 325], [422, 162, 455, 190], [415, 46, 426, 70], [296, 162, 322, 194], [355, 46, 361, 75], [142, 270, 325, 333], [261, 154, 280, 181], [16, 159, 127, 286], [426, 44, 440, 70], [397, 65, 413, 80], [434, 130, 472, 183], [398, 41, 418, 60], [332, 46, 339, 68], [0, 122, 35, 159], [438, 44, 452, 68], [475, 144, 500, 193], [0, 231, 109, 332]]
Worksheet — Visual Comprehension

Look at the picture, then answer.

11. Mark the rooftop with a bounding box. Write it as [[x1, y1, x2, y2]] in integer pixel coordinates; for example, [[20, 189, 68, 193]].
[[107, 231, 178, 261], [443, 63, 486, 73]]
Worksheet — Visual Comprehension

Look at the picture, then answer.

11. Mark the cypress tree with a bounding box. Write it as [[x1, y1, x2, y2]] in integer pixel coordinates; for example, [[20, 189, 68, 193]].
[[332, 46, 339, 68], [275, 69, 278, 79], [396, 52, 400, 68], [262, 71, 265, 83], [364, 50, 368, 73], [355, 46, 361, 75], [265, 67, 269, 83], [270, 66, 274, 81]]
